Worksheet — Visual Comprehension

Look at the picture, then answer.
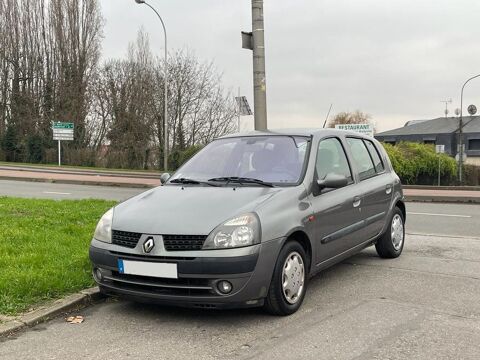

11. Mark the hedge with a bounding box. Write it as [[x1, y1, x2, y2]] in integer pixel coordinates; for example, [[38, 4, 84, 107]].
[[381, 142, 457, 185]]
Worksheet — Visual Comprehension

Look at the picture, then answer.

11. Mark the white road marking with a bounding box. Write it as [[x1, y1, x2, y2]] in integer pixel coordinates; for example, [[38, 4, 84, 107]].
[[43, 191, 72, 195], [408, 212, 472, 218]]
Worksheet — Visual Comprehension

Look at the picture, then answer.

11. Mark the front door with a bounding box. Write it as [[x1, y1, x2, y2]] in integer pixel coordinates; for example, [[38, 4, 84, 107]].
[[311, 137, 364, 266]]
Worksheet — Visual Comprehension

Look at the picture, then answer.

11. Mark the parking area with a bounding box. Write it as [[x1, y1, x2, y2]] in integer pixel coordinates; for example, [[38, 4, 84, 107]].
[[2, 232, 479, 360]]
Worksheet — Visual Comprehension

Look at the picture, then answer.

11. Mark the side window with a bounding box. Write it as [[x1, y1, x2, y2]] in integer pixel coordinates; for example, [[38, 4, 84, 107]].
[[316, 138, 353, 183], [346, 138, 376, 181], [364, 140, 385, 173]]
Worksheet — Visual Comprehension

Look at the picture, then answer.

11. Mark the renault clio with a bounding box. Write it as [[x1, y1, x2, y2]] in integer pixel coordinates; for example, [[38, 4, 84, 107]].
[[90, 129, 405, 315]]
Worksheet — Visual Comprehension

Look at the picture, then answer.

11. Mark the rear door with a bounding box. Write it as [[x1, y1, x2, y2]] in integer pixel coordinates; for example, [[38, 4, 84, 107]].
[[311, 137, 364, 265], [345, 138, 393, 240]]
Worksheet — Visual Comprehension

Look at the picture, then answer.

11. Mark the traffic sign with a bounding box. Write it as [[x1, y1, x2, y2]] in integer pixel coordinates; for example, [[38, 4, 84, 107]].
[[467, 104, 477, 116], [335, 124, 374, 137], [53, 122, 74, 129], [455, 153, 467, 163], [435, 145, 445, 154], [52, 122, 74, 166], [53, 136, 74, 141]]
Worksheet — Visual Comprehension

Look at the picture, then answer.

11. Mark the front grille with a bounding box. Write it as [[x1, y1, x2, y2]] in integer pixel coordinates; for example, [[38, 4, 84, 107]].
[[163, 235, 208, 251], [112, 230, 142, 248], [111, 231, 207, 251]]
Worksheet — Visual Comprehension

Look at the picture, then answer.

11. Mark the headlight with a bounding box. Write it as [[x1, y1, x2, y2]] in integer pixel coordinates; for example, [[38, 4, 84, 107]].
[[94, 208, 114, 243], [203, 213, 261, 249]]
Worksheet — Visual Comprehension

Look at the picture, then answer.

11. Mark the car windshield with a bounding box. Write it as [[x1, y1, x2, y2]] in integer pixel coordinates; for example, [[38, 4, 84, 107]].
[[169, 136, 310, 186]]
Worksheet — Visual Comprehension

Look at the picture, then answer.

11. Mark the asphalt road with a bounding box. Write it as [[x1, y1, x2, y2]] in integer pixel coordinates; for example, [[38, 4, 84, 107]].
[[1, 180, 480, 358], [0, 179, 145, 201], [1, 233, 479, 359], [1, 179, 479, 238]]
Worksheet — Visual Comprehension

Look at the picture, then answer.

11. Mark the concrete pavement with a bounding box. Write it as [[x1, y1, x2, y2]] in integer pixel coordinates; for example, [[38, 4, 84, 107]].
[[1, 233, 479, 359]]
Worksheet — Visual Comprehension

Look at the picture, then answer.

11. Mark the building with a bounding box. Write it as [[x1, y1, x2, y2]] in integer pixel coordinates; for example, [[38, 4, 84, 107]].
[[375, 116, 480, 166]]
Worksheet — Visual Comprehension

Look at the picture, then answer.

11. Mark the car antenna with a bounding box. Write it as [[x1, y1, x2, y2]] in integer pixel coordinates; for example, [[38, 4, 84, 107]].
[[322, 103, 333, 128]]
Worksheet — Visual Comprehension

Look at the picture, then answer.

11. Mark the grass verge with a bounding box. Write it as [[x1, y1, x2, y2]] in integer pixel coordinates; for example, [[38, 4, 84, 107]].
[[0, 197, 116, 316], [0, 161, 164, 174]]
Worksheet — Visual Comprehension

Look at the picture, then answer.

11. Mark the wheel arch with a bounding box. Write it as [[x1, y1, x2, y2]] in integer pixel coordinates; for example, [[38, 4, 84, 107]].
[[284, 229, 313, 273], [395, 199, 406, 223]]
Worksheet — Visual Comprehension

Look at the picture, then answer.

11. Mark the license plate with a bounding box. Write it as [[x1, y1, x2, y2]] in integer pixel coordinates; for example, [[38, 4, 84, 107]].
[[118, 259, 178, 279]]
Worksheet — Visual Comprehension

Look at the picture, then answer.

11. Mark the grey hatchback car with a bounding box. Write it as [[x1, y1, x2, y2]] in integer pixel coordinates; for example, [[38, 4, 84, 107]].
[[90, 129, 405, 315]]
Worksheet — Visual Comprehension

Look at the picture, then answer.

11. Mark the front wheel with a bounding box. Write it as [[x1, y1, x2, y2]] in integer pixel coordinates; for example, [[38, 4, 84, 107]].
[[375, 207, 405, 258], [264, 241, 308, 316]]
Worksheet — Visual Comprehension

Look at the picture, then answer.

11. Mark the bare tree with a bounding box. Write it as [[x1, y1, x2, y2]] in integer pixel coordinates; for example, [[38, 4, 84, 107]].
[[328, 110, 373, 128]]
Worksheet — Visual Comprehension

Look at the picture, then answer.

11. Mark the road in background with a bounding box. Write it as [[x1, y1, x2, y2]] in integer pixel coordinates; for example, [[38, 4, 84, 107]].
[[0, 180, 146, 201], [1, 233, 479, 359], [406, 202, 480, 238], [1, 179, 479, 238]]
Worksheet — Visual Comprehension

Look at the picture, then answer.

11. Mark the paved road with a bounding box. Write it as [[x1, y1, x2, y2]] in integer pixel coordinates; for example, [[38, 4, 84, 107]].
[[1, 180, 479, 238], [1, 233, 479, 359], [0, 179, 146, 201]]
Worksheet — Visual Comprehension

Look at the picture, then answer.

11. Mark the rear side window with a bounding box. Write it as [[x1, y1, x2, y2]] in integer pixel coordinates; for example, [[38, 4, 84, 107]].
[[364, 140, 385, 173], [346, 138, 376, 181], [316, 137, 353, 183]]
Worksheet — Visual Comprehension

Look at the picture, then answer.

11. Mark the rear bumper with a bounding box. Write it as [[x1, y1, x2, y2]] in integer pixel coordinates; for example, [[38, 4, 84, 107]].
[[89, 238, 284, 309]]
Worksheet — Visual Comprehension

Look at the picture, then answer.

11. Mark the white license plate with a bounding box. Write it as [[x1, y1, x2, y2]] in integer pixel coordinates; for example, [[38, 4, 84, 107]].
[[118, 259, 178, 279]]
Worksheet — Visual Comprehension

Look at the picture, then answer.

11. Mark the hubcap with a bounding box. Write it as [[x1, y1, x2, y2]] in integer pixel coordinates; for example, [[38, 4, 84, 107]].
[[391, 214, 404, 251], [282, 251, 305, 305]]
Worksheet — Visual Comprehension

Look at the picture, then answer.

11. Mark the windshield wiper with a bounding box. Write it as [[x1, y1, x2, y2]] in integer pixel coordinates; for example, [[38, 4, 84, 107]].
[[208, 177, 275, 187], [169, 178, 220, 187]]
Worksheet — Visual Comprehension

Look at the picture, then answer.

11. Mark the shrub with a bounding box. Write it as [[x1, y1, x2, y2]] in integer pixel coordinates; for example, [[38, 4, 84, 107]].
[[168, 145, 204, 171], [27, 135, 45, 163], [381, 142, 457, 185]]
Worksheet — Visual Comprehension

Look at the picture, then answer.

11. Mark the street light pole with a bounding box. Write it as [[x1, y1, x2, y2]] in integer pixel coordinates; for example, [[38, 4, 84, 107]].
[[251, 0, 268, 130], [134, 0, 169, 171], [458, 73, 480, 183]]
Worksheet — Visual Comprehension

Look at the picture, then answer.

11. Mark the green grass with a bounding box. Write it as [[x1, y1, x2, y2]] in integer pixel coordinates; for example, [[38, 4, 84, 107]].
[[0, 197, 116, 316]]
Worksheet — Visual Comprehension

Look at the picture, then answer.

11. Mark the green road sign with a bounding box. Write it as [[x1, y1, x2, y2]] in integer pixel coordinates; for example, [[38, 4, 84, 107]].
[[53, 122, 74, 129]]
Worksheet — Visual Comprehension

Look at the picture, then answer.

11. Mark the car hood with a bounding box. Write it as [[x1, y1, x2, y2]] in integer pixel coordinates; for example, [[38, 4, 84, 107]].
[[112, 185, 284, 235]]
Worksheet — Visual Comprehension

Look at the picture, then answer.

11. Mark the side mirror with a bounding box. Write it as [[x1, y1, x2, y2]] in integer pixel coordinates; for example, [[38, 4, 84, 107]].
[[317, 173, 348, 190], [160, 173, 171, 185]]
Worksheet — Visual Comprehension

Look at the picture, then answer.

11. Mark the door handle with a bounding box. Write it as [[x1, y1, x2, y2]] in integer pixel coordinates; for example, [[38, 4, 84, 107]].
[[353, 196, 362, 208], [386, 184, 393, 195]]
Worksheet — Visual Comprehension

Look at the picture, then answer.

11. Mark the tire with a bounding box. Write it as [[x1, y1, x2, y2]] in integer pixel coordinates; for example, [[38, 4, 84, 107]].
[[264, 240, 308, 316], [375, 206, 405, 259]]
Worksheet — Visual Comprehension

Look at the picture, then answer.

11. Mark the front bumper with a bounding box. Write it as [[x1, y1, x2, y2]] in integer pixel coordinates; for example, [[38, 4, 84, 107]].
[[89, 238, 284, 309]]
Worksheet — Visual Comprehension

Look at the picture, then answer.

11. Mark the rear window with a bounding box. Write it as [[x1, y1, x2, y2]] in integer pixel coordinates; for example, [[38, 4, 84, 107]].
[[364, 140, 385, 173]]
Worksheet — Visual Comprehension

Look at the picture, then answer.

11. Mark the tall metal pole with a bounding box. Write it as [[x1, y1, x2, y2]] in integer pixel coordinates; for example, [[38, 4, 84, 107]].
[[58, 140, 61, 167], [135, 0, 168, 171], [458, 74, 480, 183], [251, 0, 268, 130]]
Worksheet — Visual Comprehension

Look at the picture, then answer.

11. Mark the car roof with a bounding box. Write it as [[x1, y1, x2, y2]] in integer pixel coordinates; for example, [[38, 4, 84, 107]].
[[219, 128, 374, 140]]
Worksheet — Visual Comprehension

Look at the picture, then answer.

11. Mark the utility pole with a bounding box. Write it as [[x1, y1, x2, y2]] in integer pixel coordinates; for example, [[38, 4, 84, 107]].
[[440, 99, 452, 118], [134, 0, 169, 172], [243, 0, 268, 130], [458, 74, 480, 183]]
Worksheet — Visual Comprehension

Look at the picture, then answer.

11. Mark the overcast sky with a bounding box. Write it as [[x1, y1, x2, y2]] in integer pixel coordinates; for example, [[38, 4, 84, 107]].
[[100, 0, 480, 132]]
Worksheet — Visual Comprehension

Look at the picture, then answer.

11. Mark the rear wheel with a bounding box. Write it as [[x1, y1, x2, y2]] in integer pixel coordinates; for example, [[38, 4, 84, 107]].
[[264, 241, 308, 316], [375, 207, 405, 258]]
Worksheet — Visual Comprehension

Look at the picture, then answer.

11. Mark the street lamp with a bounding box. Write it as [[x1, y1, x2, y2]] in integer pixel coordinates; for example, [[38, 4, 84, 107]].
[[134, 0, 169, 172], [458, 73, 480, 183]]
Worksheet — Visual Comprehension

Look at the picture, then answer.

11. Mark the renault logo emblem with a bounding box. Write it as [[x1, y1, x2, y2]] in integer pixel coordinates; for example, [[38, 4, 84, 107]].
[[143, 237, 155, 253]]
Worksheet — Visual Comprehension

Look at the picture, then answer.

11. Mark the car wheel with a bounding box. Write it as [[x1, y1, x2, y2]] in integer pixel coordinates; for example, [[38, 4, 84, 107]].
[[264, 240, 308, 316], [375, 206, 405, 258]]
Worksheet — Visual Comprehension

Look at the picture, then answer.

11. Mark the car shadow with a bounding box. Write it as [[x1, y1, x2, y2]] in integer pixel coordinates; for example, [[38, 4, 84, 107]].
[[102, 248, 383, 325]]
